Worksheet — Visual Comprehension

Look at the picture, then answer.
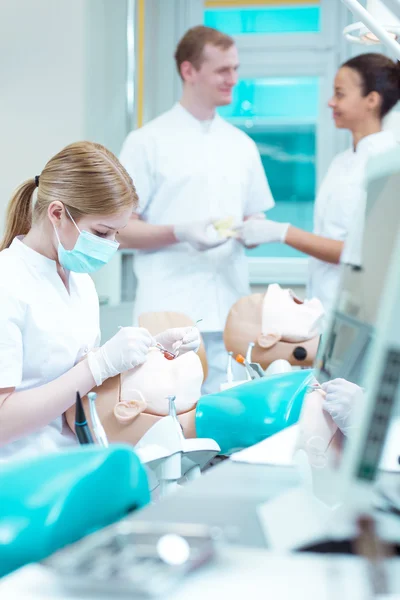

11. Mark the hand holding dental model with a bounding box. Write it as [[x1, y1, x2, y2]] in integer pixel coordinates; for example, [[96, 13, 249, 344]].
[[154, 326, 201, 356], [87, 327, 154, 386], [321, 378, 364, 437], [235, 214, 290, 247], [87, 326, 201, 386], [174, 219, 228, 251]]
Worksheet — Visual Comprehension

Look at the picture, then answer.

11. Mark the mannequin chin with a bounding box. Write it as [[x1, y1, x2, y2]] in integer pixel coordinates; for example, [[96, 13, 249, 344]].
[[294, 389, 344, 470], [120, 348, 203, 416], [65, 349, 203, 446]]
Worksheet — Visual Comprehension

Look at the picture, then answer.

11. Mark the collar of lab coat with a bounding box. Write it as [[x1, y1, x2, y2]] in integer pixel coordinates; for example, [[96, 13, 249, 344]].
[[10, 236, 59, 274], [355, 130, 396, 156], [173, 102, 220, 133]]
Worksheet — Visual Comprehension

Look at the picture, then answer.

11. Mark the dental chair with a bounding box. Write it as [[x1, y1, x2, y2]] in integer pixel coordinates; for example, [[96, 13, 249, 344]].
[[66, 356, 314, 477], [66, 349, 220, 498], [64, 302, 319, 496]]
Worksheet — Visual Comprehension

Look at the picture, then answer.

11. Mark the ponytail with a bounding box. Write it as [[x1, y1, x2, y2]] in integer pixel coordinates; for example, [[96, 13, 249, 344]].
[[0, 179, 36, 251], [1, 141, 137, 253]]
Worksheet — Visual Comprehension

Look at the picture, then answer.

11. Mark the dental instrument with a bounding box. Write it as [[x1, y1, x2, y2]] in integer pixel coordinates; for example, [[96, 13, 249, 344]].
[[235, 354, 261, 380], [244, 342, 266, 378], [167, 395, 184, 440], [245, 342, 255, 364], [155, 343, 176, 360], [75, 392, 94, 445], [173, 319, 203, 357], [226, 351, 234, 384], [248, 362, 265, 378], [88, 392, 109, 448], [235, 354, 252, 381]]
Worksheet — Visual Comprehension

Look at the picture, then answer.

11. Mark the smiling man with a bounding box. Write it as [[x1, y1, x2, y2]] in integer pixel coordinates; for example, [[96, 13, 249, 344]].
[[119, 26, 274, 394]]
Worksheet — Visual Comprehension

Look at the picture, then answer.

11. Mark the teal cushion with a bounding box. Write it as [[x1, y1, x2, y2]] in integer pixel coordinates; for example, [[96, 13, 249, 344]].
[[0, 445, 150, 577], [196, 370, 314, 454]]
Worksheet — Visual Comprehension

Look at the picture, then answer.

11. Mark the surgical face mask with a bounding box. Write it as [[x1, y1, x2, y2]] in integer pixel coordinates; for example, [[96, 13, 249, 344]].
[[54, 208, 119, 273]]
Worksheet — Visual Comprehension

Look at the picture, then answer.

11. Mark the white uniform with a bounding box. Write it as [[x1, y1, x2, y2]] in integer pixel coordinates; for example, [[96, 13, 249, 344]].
[[308, 131, 397, 313], [0, 237, 100, 462], [120, 103, 274, 393]]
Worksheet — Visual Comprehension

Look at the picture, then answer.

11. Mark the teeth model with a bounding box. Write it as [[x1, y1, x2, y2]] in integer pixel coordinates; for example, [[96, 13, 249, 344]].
[[213, 216, 236, 238]]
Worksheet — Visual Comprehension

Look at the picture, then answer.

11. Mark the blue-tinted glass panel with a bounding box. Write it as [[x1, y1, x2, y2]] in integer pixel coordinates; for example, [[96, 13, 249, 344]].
[[244, 127, 316, 258], [219, 76, 319, 258], [204, 6, 320, 35], [219, 77, 319, 120]]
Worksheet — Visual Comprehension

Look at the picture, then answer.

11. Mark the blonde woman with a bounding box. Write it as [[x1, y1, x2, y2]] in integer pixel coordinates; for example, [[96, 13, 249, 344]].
[[0, 142, 200, 462]]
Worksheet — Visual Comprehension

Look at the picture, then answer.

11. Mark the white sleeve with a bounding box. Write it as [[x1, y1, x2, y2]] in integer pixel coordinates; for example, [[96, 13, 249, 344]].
[[244, 141, 275, 216], [119, 130, 154, 216], [83, 275, 101, 349], [0, 291, 25, 388], [341, 188, 366, 267]]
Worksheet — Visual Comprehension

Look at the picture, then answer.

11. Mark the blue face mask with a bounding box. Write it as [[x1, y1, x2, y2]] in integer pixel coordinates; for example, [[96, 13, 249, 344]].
[[54, 208, 119, 273]]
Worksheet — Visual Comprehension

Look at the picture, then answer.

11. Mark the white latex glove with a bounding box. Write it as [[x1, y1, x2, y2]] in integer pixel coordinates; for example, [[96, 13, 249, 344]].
[[321, 378, 364, 437], [174, 220, 228, 251], [154, 327, 201, 356], [236, 219, 290, 246], [87, 327, 154, 386]]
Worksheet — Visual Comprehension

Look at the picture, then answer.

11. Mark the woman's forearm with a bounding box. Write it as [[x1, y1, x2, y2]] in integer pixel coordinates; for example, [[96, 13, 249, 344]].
[[0, 360, 96, 445], [117, 215, 177, 250], [285, 226, 344, 264]]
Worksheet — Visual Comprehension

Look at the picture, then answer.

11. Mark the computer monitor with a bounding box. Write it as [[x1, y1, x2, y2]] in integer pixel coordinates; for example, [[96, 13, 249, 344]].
[[295, 145, 400, 507], [316, 146, 400, 387]]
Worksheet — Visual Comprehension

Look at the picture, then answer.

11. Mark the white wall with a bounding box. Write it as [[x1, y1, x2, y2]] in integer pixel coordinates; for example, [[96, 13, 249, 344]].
[[0, 0, 128, 304], [0, 0, 128, 234], [0, 0, 85, 233], [142, 0, 204, 124]]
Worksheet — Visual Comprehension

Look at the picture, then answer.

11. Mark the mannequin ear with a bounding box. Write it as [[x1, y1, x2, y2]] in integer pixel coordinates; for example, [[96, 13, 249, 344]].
[[114, 389, 147, 424], [257, 332, 282, 349]]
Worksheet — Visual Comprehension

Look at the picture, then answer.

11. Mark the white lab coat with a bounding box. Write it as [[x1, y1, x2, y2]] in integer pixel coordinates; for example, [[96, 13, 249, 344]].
[[307, 131, 397, 313], [120, 103, 274, 333], [0, 237, 100, 462]]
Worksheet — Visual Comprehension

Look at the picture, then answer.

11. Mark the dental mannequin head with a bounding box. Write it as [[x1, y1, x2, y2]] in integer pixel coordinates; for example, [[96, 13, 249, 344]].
[[119, 348, 203, 417], [0, 142, 137, 269], [329, 53, 400, 138], [65, 349, 204, 445], [175, 26, 238, 116]]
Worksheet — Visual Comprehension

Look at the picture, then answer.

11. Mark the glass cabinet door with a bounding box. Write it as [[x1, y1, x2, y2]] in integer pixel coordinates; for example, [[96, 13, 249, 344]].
[[218, 77, 319, 258], [205, 4, 321, 35]]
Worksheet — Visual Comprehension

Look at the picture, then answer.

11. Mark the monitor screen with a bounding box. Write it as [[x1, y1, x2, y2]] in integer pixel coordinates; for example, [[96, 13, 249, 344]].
[[315, 148, 400, 387], [293, 146, 400, 504]]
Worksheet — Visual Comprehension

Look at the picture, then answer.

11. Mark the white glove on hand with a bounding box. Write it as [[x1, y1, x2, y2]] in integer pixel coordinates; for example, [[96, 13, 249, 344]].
[[87, 327, 154, 386], [321, 378, 364, 437], [174, 220, 228, 251], [236, 219, 290, 246], [155, 327, 201, 356]]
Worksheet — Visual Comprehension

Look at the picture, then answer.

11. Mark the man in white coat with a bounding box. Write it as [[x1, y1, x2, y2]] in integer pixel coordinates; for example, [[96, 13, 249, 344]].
[[119, 26, 274, 394]]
